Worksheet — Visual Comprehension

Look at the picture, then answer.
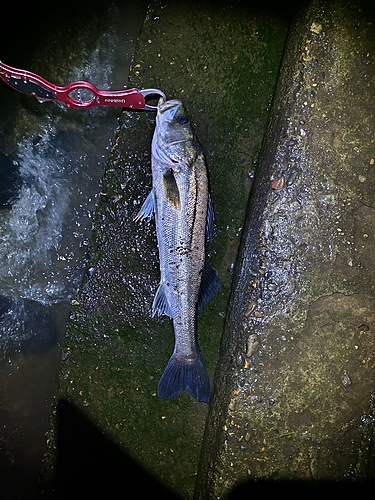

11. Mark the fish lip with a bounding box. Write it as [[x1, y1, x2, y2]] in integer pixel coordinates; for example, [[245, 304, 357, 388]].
[[158, 99, 182, 113], [158, 99, 183, 121]]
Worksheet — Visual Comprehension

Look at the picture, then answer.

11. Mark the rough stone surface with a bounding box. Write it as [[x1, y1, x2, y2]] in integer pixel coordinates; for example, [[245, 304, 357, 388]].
[[196, 1, 375, 497]]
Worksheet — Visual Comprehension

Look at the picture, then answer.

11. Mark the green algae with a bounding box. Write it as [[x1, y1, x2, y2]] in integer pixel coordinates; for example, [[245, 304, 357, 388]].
[[44, 1, 291, 498]]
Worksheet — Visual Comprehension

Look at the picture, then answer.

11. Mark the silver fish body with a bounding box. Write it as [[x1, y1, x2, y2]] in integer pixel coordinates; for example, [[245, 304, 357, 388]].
[[136, 99, 220, 403]]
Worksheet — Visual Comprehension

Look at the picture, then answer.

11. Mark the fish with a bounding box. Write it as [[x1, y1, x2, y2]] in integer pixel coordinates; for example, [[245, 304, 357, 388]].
[[136, 99, 221, 403]]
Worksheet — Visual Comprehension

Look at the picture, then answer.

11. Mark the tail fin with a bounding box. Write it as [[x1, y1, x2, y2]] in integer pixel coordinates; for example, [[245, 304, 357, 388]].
[[157, 354, 211, 403]]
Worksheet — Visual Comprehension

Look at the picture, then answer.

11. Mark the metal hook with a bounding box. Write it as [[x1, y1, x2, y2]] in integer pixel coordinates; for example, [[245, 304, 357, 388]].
[[140, 88, 167, 111]]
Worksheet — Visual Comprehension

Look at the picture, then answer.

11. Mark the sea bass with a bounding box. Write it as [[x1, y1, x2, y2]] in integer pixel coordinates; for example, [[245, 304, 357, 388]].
[[136, 99, 220, 403]]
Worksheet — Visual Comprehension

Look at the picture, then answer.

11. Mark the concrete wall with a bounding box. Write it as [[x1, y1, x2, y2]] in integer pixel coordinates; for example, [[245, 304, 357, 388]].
[[196, 0, 375, 497]]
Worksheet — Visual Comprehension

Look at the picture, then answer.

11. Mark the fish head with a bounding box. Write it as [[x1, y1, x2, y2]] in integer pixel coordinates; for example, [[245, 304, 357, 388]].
[[153, 99, 202, 168]]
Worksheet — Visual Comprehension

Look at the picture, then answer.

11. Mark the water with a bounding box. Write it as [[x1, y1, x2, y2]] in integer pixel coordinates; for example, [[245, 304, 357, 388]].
[[0, 1, 148, 496]]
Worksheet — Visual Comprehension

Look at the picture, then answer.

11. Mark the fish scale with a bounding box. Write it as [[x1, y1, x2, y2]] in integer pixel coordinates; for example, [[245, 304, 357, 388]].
[[136, 99, 221, 402]]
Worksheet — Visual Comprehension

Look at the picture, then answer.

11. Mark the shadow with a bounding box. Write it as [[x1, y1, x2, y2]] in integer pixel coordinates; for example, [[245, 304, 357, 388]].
[[228, 477, 375, 499], [48, 396, 375, 500], [50, 400, 375, 500], [49, 399, 180, 499]]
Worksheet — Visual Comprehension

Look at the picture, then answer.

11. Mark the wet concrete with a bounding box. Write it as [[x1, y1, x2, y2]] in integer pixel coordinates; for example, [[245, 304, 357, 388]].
[[195, 0, 375, 497], [43, 1, 290, 498], [0, 2, 149, 498]]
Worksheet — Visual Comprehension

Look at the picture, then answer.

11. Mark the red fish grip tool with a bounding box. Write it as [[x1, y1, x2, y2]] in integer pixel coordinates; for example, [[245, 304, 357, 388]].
[[0, 61, 165, 110]]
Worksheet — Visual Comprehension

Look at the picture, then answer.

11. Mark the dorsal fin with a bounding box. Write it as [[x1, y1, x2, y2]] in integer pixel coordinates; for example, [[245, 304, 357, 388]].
[[198, 259, 221, 311], [206, 194, 215, 240]]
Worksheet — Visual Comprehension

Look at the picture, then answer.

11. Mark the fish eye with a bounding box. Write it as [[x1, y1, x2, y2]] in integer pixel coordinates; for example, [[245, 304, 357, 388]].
[[178, 116, 188, 125]]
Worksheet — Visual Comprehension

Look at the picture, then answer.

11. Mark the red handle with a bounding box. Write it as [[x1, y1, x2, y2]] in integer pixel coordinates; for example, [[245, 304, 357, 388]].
[[51, 81, 146, 109], [0, 61, 148, 109]]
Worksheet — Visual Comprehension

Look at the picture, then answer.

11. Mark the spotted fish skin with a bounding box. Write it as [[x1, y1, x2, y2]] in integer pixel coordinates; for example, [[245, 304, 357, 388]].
[[136, 99, 220, 403]]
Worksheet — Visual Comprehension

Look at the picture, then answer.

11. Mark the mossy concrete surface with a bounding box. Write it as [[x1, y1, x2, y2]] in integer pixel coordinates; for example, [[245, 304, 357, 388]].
[[44, 1, 290, 498], [196, 1, 375, 497]]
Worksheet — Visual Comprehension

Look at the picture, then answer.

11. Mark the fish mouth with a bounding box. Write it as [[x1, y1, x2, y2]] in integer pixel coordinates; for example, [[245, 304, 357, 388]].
[[158, 99, 183, 121], [159, 99, 182, 112]]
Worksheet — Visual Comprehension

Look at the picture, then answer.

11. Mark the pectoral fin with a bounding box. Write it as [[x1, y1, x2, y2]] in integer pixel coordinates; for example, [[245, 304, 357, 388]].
[[163, 169, 180, 209], [134, 190, 155, 222]]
